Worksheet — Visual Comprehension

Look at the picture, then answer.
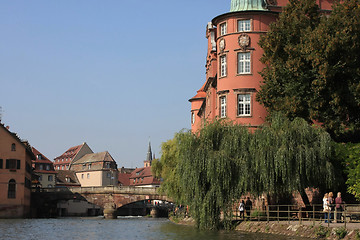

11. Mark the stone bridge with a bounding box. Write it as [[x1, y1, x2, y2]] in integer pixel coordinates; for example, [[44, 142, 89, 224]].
[[32, 186, 172, 218]]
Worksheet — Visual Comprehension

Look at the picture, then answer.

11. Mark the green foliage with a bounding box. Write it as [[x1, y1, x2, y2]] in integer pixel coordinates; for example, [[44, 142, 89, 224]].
[[151, 134, 186, 203], [157, 113, 336, 230], [315, 225, 330, 238], [341, 143, 360, 200], [334, 227, 347, 239], [355, 230, 360, 240], [258, 0, 360, 141]]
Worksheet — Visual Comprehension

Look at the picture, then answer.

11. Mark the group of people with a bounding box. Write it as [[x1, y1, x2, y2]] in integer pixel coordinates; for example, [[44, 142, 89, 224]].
[[323, 192, 344, 223], [238, 197, 253, 219]]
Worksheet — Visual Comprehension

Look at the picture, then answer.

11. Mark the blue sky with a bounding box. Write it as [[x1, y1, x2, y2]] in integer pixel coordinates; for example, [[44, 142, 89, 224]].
[[0, 0, 229, 168]]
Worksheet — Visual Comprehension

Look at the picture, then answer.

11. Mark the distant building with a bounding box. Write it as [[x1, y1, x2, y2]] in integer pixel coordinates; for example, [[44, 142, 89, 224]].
[[189, 0, 333, 132], [118, 167, 135, 186], [70, 151, 118, 187], [0, 123, 35, 218], [31, 147, 56, 188], [128, 142, 160, 187], [129, 167, 160, 188], [53, 142, 93, 170], [55, 170, 80, 187]]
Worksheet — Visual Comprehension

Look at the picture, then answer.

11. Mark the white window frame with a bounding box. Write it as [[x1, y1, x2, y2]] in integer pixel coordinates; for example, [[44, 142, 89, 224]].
[[220, 55, 227, 77], [191, 112, 195, 125], [220, 22, 227, 36], [237, 94, 251, 116], [238, 52, 251, 74], [238, 19, 251, 32], [220, 96, 227, 118]]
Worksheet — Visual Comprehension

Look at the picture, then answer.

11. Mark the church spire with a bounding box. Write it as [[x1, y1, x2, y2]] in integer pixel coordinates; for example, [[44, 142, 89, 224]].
[[230, 0, 267, 12], [146, 141, 153, 162], [144, 140, 153, 167]]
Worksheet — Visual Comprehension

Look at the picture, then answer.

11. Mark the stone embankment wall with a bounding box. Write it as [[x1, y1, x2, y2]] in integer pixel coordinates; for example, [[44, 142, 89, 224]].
[[236, 221, 360, 239]]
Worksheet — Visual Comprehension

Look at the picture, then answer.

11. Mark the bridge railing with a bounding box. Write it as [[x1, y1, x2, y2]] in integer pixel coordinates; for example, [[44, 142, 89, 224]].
[[32, 185, 162, 195], [233, 204, 360, 228]]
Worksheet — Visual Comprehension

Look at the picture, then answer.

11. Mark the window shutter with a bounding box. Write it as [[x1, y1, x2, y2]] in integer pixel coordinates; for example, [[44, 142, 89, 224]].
[[0, 159, 2, 169], [6, 159, 9, 169], [17, 160, 21, 169]]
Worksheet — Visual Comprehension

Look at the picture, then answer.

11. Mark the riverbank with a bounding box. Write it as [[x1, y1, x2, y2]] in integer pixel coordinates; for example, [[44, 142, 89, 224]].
[[237, 221, 360, 239], [170, 216, 360, 239]]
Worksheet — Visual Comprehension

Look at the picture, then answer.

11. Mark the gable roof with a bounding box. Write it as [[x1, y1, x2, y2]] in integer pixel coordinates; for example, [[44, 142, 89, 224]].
[[0, 123, 36, 160], [118, 173, 131, 186], [129, 167, 161, 186], [54, 144, 83, 160], [56, 170, 80, 186], [69, 151, 117, 171], [32, 147, 57, 174]]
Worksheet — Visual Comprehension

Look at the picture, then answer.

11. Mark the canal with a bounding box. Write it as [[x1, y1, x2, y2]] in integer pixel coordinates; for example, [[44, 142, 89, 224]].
[[0, 217, 309, 240]]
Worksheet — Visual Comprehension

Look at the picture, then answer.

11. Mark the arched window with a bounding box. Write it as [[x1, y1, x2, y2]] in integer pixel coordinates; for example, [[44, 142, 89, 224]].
[[8, 179, 16, 199], [11, 143, 16, 151]]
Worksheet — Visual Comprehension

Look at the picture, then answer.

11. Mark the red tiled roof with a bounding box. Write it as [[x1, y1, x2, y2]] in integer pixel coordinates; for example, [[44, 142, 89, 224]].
[[54, 144, 82, 160], [129, 167, 161, 186], [118, 173, 131, 186], [32, 147, 56, 173], [189, 83, 207, 102]]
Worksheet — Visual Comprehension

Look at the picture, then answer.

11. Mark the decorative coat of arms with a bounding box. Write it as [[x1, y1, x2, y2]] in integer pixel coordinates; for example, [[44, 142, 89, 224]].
[[238, 33, 250, 49], [219, 38, 226, 52]]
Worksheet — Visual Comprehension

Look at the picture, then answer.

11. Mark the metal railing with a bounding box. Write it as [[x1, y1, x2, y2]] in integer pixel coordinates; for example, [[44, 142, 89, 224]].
[[233, 204, 360, 228]]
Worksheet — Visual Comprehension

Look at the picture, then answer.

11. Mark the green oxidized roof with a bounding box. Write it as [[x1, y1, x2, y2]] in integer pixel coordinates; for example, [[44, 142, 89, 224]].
[[230, 0, 268, 11]]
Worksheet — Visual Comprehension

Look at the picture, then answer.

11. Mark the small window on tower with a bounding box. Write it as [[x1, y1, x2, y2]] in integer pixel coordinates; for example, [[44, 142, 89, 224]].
[[238, 19, 251, 32], [220, 22, 227, 36]]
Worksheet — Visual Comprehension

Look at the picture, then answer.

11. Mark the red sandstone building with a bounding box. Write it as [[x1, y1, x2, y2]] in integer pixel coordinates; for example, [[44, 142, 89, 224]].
[[0, 123, 35, 218], [189, 0, 332, 132]]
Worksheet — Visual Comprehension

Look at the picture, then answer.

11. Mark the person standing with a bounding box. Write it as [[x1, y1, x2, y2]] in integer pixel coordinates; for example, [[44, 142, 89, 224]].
[[328, 192, 334, 222], [335, 192, 344, 222], [323, 193, 330, 223], [239, 200, 245, 219], [245, 197, 252, 218]]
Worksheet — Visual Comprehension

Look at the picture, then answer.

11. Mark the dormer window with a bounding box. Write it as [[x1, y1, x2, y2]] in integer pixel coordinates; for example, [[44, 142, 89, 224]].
[[88, 164, 92, 170], [11, 143, 16, 151], [37, 154, 42, 160], [65, 177, 70, 183]]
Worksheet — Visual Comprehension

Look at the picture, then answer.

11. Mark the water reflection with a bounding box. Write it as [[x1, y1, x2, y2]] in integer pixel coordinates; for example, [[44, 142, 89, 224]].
[[0, 217, 308, 240]]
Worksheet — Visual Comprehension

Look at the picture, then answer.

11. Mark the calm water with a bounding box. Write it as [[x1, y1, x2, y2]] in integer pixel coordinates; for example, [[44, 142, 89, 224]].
[[0, 217, 308, 240]]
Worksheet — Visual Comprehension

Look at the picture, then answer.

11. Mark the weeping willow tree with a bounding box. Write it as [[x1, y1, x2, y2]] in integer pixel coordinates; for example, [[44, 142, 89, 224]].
[[155, 113, 337, 230]]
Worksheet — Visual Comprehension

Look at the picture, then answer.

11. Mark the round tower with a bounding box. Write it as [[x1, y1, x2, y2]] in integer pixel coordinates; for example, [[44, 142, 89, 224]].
[[211, 0, 279, 128]]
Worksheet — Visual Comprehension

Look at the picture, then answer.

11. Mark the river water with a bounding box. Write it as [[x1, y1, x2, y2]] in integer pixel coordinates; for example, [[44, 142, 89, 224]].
[[0, 217, 308, 240]]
